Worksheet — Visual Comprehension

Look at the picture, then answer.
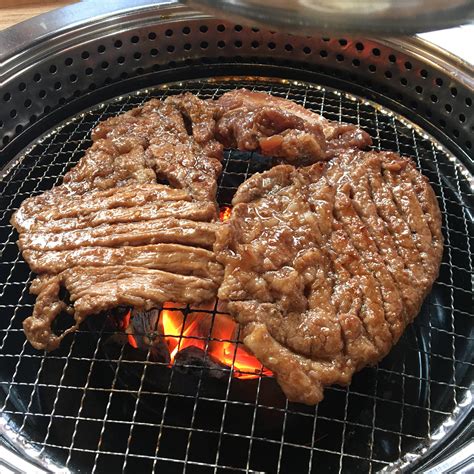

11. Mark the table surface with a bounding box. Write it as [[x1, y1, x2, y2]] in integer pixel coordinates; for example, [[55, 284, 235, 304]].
[[0, 0, 76, 31]]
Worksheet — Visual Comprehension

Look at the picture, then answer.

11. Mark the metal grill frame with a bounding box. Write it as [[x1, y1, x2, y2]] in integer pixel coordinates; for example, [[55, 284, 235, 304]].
[[0, 77, 472, 474], [0, 3, 473, 473]]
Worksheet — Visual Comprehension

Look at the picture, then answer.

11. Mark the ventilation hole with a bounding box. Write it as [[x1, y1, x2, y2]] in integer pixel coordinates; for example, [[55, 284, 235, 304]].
[[30, 114, 37, 123], [368, 64, 376, 72], [303, 46, 311, 54], [54, 82, 62, 90], [434, 77, 443, 87], [184, 43, 192, 50], [18, 82, 26, 91], [24, 99, 32, 108], [101, 61, 109, 69], [251, 40, 259, 48], [3, 135, 9, 145], [89, 83, 97, 91], [65, 57, 73, 66], [415, 85, 423, 94], [200, 25, 208, 33], [44, 105, 51, 113], [466, 141, 472, 149], [49, 65, 57, 74], [372, 48, 380, 56], [252, 27, 259, 32], [234, 25, 243, 32], [451, 87, 458, 97], [384, 71, 392, 79], [117, 56, 125, 64], [453, 129, 460, 137], [439, 119, 446, 127], [81, 51, 90, 59], [33, 73, 41, 82], [444, 104, 452, 113], [0, 120, 3, 128], [355, 42, 364, 51], [339, 39, 347, 46], [389, 54, 396, 63], [200, 41, 208, 49], [268, 42, 276, 50], [320, 50, 328, 57], [420, 69, 428, 78], [133, 52, 141, 60], [150, 48, 158, 56], [404, 61, 412, 70], [285, 44, 293, 52], [234, 40, 242, 48], [148, 32, 157, 40], [336, 54, 344, 62], [165, 29, 173, 37], [136, 67, 144, 75], [182, 26, 191, 34], [131, 35, 140, 43], [10, 109, 17, 118], [322, 37, 330, 42], [400, 77, 408, 86], [465, 97, 472, 106], [430, 94, 438, 103], [167, 45, 175, 52], [459, 113, 466, 123], [70, 74, 78, 82], [114, 40, 123, 48], [59, 97, 66, 105], [352, 58, 360, 67], [39, 90, 47, 98], [217, 24, 225, 32], [15, 124, 23, 134], [153, 63, 161, 71], [217, 40, 225, 48], [85, 67, 93, 75]]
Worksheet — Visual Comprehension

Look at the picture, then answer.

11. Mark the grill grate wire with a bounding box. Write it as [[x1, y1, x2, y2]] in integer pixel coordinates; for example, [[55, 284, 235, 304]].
[[0, 78, 472, 473]]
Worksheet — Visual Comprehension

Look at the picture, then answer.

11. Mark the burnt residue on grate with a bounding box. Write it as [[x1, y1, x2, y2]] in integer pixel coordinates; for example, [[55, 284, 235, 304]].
[[0, 79, 472, 473]]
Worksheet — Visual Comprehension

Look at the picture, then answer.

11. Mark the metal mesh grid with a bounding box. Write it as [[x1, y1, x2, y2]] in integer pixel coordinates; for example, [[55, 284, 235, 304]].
[[0, 78, 472, 473]]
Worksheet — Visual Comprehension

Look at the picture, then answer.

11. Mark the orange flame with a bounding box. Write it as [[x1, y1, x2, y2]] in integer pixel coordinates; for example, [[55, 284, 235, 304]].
[[121, 310, 139, 348], [160, 303, 272, 379], [219, 206, 232, 222]]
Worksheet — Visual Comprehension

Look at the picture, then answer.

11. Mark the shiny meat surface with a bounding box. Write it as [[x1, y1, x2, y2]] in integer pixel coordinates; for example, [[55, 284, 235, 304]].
[[215, 150, 443, 404], [216, 89, 372, 163], [12, 96, 225, 351]]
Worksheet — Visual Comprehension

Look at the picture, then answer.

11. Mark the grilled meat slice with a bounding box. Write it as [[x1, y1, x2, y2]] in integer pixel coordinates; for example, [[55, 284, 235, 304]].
[[215, 149, 443, 404], [24, 267, 219, 351], [12, 96, 225, 351], [215, 89, 372, 164]]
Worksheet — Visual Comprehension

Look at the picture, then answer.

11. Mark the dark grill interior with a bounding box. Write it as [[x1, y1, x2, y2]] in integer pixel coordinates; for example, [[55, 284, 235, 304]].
[[0, 78, 472, 473]]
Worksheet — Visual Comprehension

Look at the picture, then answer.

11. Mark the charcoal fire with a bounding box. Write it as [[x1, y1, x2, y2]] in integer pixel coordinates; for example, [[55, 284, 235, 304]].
[[108, 302, 272, 380]]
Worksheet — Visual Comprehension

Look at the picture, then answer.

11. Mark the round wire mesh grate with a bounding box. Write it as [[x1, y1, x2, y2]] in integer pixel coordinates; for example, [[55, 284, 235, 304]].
[[0, 77, 472, 473]]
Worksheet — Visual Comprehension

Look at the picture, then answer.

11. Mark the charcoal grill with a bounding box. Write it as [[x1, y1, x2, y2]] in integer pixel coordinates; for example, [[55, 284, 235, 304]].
[[0, 1, 473, 472]]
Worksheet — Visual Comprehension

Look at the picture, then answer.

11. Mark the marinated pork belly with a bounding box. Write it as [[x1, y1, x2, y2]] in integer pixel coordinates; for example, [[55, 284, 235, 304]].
[[215, 149, 443, 404], [215, 89, 372, 164]]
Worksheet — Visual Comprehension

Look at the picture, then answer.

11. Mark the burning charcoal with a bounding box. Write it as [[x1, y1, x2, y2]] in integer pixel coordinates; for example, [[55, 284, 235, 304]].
[[174, 346, 229, 380], [129, 309, 171, 364]]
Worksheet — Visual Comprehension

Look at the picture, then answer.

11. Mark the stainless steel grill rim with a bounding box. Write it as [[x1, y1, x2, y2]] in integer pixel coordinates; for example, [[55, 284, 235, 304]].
[[0, 3, 472, 473]]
